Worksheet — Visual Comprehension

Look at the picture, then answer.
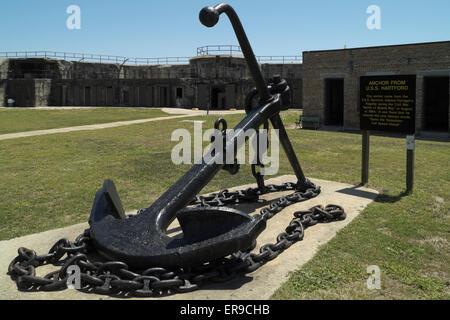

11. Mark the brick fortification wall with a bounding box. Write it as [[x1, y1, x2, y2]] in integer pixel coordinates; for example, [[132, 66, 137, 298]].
[[1, 55, 303, 109]]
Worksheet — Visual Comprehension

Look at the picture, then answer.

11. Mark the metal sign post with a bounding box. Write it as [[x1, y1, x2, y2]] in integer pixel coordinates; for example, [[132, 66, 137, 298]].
[[406, 135, 415, 192], [361, 130, 370, 185]]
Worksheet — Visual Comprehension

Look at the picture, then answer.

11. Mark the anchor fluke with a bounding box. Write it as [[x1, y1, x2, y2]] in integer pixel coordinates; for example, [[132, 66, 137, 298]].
[[89, 179, 126, 224], [88, 181, 266, 268]]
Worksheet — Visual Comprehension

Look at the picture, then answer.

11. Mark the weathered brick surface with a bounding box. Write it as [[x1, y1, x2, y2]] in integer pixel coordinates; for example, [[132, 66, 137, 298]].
[[303, 41, 450, 132], [3, 41, 449, 132], [2, 55, 303, 110]]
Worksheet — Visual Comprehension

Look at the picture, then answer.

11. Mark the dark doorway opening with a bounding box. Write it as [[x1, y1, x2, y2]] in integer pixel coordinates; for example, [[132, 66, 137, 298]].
[[149, 86, 154, 107], [84, 87, 91, 106], [123, 90, 129, 105], [424, 77, 449, 131], [106, 87, 113, 106], [139, 87, 146, 106], [176, 87, 183, 99], [159, 87, 168, 107], [51, 86, 62, 106], [176, 87, 183, 106], [325, 79, 344, 126], [211, 86, 226, 109]]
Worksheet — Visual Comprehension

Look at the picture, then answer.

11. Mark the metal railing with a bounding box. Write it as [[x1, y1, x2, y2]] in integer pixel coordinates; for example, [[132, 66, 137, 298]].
[[0, 48, 302, 65], [127, 57, 191, 65], [0, 51, 191, 65], [196, 45, 302, 63], [256, 55, 302, 63], [196, 45, 242, 56]]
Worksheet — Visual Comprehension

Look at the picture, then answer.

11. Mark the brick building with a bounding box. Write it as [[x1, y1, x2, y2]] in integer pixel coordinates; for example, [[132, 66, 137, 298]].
[[302, 41, 450, 133]]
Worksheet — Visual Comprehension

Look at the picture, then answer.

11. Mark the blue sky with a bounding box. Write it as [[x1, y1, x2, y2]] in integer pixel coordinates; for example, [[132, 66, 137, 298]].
[[0, 0, 449, 58]]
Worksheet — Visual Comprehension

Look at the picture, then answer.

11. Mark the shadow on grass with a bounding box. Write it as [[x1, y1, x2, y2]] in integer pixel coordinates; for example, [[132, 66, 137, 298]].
[[336, 184, 410, 204], [336, 185, 378, 200], [373, 190, 410, 204]]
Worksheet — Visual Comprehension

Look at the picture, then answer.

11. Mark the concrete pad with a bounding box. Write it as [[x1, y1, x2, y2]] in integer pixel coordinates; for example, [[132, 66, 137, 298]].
[[179, 120, 206, 123], [0, 175, 378, 300]]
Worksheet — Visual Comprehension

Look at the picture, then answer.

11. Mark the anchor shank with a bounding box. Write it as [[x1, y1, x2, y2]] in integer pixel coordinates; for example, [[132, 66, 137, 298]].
[[145, 96, 282, 232], [200, 3, 271, 102]]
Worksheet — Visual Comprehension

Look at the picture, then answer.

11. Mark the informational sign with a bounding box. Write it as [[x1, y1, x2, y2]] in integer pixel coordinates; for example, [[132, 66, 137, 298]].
[[360, 75, 416, 134]]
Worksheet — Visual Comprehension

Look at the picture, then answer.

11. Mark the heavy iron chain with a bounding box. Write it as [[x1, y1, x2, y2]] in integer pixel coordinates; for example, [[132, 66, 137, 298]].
[[8, 181, 346, 297]]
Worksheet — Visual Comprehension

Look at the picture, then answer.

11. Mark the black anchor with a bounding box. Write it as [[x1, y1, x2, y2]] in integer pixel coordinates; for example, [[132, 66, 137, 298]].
[[88, 3, 309, 269]]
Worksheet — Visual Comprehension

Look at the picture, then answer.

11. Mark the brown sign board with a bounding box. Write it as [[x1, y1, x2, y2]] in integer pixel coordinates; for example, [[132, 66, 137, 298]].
[[360, 75, 416, 134]]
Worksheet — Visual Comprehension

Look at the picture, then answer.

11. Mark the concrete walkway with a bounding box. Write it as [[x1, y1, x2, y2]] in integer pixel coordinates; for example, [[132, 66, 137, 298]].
[[1, 107, 246, 115], [1, 106, 105, 110], [0, 114, 194, 141], [0, 175, 378, 300], [0, 108, 246, 141], [161, 107, 246, 116]]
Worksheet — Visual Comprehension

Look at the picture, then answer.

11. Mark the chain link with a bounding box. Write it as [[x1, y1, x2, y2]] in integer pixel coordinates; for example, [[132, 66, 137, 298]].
[[8, 181, 345, 297]]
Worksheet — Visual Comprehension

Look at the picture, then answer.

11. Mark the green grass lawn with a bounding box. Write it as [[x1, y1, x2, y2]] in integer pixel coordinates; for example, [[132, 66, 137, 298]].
[[0, 109, 448, 299], [0, 107, 168, 134]]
